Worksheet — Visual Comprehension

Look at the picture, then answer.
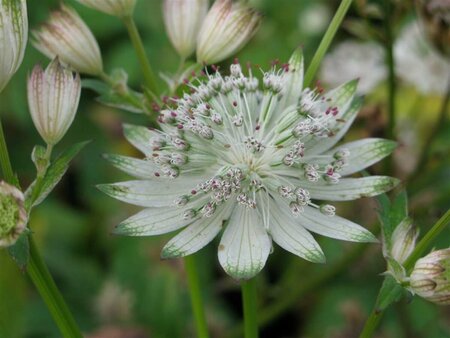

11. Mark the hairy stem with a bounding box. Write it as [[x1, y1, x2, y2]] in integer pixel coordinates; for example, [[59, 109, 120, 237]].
[[304, 0, 353, 87], [184, 255, 210, 338], [242, 278, 259, 338], [28, 237, 83, 338], [122, 16, 159, 98]]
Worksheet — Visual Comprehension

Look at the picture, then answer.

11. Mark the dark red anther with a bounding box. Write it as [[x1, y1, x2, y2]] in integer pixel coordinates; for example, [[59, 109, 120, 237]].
[[211, 64, 218, 72], [232, 101, 238, 107], [154, 172, 160, 177], [233, 57, 239, 64], [162, 96, 170, 104], [183, 78, 189, 84], [191, 189, 197, 195], [152, 103, 161, 112], [255, 124, 261, 131], [205, 104, 211, 109], [282, 63, 290, 72], [170, 111, 177, 117], [177, 124, 184, 129], [327, 167, 334, 176]]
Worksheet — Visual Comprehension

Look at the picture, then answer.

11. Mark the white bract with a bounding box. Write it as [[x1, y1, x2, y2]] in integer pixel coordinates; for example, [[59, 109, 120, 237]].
[[320, 40, 387, 95], [0, 0, 27, 92], [32, 4, 103, 76], [163, 0, 208, 59], [196, 0, 261, 65], [28, 58, 81, 145], [100, 49, 399, 279], [394, 21, 450, 95], [0, 181, 27, 248], [76, 0, 136, 17]]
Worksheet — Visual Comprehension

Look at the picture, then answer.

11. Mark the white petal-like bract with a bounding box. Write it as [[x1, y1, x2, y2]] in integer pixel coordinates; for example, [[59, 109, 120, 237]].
[[76, 0, 136, 17]]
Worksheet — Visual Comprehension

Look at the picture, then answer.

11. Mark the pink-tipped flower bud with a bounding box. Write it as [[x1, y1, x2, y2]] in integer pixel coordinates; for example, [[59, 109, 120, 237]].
[[197, 0, 261, 65], [28, 58, 81, 145], [410, 249, 450, 305], [163, 0, 208, 58], [76, 0, 137, 18], [0, 0, 28, 92], [32, 4, 103, 75]]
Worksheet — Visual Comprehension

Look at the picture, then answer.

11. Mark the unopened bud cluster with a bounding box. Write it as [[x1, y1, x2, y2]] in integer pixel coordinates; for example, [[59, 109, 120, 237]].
[[0, 181, 27, 248]]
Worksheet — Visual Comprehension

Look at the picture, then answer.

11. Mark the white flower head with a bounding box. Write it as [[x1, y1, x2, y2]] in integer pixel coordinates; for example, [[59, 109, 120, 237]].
[[410, 248, 450, 305], [76, 0, 137, 18], [0, 181, 27, 248], [163, 0, 208, 59], [394, 21, 450, 95], [28, 58, 81, 145], [32, 4, 103, 76], [0, 0, 28, 92], [319, 40, 387, 95], [100, 49, 399, 280], [197, 0, 261, 65]]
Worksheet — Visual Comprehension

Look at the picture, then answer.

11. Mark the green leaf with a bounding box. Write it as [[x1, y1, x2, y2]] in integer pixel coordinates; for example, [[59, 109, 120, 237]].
[[376, 275, 407, 311], [26, 141, 90, 208], [82, 79, 145, 114], [7, 231, 30, 271]]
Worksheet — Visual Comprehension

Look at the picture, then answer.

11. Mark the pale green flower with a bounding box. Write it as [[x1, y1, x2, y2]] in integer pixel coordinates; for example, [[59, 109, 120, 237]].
[[0, 0, 27, 92], [0, 181, 27, 248], [32, 4, 103, 76], [100, 49, 398, 279]]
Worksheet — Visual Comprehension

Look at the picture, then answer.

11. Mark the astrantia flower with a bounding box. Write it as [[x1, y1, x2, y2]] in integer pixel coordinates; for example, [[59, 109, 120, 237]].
[[163, 0, 208, 59], [100, 49, 399, 279], [32, 4, 103, 76], [28, 58, 81, 145], [0, 181, 27, 248], [320, 41, 387, 95], [394, 21, 449, 95], [0, 0, 28, 92], [76, 0, 137, 18]]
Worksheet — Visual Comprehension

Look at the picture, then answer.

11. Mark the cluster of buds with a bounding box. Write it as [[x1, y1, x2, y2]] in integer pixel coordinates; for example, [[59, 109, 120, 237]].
[[0, 181, 27, 248], [0, 0, 28, 92], [32, 4, 103, 76], [163, 0, 261, 64], [28, 58, 81, 145], [76, 0, 137, 18]]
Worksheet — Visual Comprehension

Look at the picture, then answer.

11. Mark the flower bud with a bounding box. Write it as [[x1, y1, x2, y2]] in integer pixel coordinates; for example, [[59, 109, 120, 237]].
[[197, 0, 261, 65], [0, 181, 27, 248], [32, 4, 103, 75], [390, 218, 418, 264], [163, 0, 208, 58], [410, 249, 450, 305], [76, 0, 137, 18], [0, 0, 28, 92], [28, 58, 81, 145]]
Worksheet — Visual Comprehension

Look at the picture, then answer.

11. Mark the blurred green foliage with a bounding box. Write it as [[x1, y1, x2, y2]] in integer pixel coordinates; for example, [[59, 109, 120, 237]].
[[0, 0, 449, 337]]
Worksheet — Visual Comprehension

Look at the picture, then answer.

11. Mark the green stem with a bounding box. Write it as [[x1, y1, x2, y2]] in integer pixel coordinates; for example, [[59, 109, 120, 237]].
[[28, 237, 83, 338], [303, 0, 353, 87], [359, 307, 383, 338], [0, 118, 19, 187], [184, 255, 210, 338], [122, 16, 159, 97], [241, 278, 258, 338], [359, 209, 450, 337], [404, 209, 450, 271]]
